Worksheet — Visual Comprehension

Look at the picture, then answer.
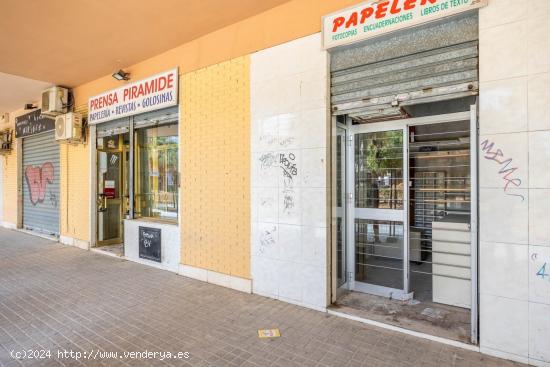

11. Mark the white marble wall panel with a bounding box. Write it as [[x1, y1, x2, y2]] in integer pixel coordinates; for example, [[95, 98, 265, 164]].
[[479, 77, 528, 135], [250, 33, 328, 311], [480, 294, 529, 360], [529, 131, 550, 188], [529, 302, 550, 364], [480, 241, 528, 301], [479, 1, 550, 364], [529, 189, 550, 247]]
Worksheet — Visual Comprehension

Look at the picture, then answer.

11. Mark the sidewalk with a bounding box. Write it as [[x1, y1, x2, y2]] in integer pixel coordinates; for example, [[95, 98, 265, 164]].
[[0, 228, 525, 367]]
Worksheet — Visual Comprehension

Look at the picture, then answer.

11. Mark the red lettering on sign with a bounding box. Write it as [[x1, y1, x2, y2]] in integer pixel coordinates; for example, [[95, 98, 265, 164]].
[[167, 73, 174, 89], [90, 93, 118, 110], [375, 1, 390, 19], [158, 76, 167, 91], [345, 12, 358, 28], [389, 0, 401, 14], [333, 16, 345, 32], [123, 74, 174, 101], [144, 79, 154, 95], [421, 0, 437, 5], [360, 7, 374, 23], [403, 0, 417, 10]]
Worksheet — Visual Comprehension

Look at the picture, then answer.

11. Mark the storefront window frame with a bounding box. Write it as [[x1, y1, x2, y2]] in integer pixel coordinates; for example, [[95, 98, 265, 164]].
[[132, 122, 179, 223], [96, 110, 179, 225]]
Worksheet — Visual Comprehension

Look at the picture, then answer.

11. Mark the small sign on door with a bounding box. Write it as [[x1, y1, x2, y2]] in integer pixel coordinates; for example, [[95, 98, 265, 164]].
[[104, 180, 115, 198]]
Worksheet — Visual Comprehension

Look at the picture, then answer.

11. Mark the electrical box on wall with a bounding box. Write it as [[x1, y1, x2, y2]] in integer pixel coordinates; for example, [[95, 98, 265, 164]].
[[55, 112, 82, 142], [42, 86, 68, 116], [0, 128, 13, 154], [0, 113, 9, 125]]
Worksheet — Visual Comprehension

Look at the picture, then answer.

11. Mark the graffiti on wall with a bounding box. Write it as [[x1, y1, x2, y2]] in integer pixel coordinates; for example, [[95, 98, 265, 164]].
[[533, 253, 550, 285], [480, 139, 524, 201], [25, 162, 55, 206], [259, 152, 277, 170], [280, 153, 297, 184], [49, 191, 58, 208], [280, 153, 298, 215], [536, 262, 549, 281], [259, 226, 277, 254]]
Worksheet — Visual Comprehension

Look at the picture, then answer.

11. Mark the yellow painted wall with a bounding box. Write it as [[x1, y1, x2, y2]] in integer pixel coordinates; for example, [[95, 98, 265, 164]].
[[181, 56, 250, 279], [1, 113, 17, 225], [59, 105, 90, 241]]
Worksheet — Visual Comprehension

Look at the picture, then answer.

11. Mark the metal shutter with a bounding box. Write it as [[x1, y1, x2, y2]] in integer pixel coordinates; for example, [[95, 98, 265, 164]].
[[96, 117, 130, 138], [330, 12, 479, 122], [134, 106, 178, 129], [22, 131, 60, 235]]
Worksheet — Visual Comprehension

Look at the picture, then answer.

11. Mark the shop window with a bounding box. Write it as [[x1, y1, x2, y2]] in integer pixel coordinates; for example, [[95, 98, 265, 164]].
[[134, 124, 178, 222]]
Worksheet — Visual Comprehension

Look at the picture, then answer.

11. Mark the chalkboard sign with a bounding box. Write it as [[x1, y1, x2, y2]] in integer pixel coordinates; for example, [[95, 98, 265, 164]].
[[15, 109, 55, 138], [139, 226, 161, 262]]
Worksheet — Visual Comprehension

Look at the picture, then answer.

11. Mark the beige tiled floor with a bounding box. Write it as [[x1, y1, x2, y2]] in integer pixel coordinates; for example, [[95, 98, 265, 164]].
[[0, 228, 526, 367]]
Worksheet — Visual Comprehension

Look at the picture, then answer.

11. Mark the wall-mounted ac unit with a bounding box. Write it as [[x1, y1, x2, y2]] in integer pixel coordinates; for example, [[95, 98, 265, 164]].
[[55, 112, 82, 142], [42, 86, 68, 116]]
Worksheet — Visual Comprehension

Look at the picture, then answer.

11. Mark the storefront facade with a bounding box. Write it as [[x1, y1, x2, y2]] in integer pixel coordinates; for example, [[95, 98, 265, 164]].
[[87, 69, 181, 271], [15, 110, 60, 235], [0, 0, 549, 365]]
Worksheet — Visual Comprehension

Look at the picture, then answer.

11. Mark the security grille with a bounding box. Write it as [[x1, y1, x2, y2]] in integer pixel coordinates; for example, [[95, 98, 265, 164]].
[[22, 131, 60, 235], [330, 13, 479, 122]]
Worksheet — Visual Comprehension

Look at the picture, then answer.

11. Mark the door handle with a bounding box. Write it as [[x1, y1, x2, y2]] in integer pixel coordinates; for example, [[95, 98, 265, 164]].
[[97, 194, 107, 212]]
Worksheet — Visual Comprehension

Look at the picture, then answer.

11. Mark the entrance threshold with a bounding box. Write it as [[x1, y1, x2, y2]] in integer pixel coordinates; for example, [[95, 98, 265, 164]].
[[91, 243, 124, 258], [330, 291, 473, 345], [17, 228, 58, 242], [327, 302, 478, 353]]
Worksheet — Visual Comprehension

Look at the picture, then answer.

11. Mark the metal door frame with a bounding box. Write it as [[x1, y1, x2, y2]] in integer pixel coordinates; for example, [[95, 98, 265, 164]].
[[96, 133, 127, 246], [346, 118, 410, 300], [335, 122, 349, 296], [339, 109, 478, 342]]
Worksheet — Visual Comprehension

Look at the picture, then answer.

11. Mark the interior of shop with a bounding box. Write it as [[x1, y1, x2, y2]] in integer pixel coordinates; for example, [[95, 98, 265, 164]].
[[330, 10, 479, 343], [93, 115, 179, 258], [333, 96, 475, 344]]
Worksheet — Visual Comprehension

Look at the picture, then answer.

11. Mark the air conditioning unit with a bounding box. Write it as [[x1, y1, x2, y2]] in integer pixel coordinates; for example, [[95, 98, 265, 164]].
[[42, 86, 68, 116], [55, 112, 82, 142]]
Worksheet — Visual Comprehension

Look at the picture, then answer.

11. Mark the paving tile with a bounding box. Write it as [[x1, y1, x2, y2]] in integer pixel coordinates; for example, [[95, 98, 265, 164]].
[[0, 229, 528, 367]]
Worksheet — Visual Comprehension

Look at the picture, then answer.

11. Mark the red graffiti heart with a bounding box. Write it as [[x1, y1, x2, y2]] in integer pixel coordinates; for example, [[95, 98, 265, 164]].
[[25, 162, 54, 205]]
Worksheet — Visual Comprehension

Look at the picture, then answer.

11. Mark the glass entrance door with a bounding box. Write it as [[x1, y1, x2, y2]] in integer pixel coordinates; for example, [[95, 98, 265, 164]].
[[97, 134, 128, 246], [348, 126, 410, 299], [336, 109, 478, 343]]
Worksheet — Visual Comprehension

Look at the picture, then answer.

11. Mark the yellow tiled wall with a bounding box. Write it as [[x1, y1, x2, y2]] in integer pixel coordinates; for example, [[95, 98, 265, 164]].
[[180, 56, 250, 279], [1, 115, 17, 225], [0, 106, 90, 241], [59, 109, 90, 241]]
